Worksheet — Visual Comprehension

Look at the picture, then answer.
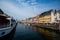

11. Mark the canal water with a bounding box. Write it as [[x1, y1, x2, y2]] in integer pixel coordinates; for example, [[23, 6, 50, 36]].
[[0, 23, 60, 40], [13, 23, 45, 40], [12, 23, 60, 40]]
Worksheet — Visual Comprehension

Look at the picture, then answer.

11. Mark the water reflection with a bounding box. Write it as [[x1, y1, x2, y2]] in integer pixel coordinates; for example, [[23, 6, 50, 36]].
[[1, 23, 60, 40], [36, 27, 60, 40], [13, 23, 45, 40], [13, 23, 60, 40]]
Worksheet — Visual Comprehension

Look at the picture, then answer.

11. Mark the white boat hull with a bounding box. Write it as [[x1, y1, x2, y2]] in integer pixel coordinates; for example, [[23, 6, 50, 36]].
[[0, 23, 17, 38]]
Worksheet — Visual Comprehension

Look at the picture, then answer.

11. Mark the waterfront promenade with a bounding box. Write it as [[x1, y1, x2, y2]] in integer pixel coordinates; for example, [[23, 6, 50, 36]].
[[22, 22, 60, 34]]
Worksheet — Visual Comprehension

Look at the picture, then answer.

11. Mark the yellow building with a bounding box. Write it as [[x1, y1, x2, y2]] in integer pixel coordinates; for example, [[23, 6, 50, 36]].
[[37, 9, 60, 23], [43, 15, 51, 23], [39, 17, 44, 23], [23, 9, 60, 23], [38, 10, 53, 23]]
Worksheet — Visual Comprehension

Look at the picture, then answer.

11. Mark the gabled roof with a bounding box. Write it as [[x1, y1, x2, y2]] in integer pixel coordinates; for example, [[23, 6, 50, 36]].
[[57, 10, 60, 13], [41, 9, 53, 15], [39, 9, 55, 17]]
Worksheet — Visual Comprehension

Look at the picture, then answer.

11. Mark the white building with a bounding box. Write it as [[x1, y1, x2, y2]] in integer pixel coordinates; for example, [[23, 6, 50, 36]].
[[51, 10, 60, 23]]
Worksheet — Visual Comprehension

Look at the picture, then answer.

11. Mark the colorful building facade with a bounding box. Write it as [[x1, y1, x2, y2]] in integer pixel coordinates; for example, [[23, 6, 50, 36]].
[[22, 9, 60, 23], [36, 9, 60, 23]]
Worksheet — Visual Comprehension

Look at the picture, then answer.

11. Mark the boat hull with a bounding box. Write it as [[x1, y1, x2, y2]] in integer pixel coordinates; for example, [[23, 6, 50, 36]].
[[0, 23, 17, 40]]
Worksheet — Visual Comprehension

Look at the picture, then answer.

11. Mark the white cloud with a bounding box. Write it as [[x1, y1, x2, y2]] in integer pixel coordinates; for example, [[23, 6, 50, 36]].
[[0, 1, 37, 20], [0, 0, 59, 20]]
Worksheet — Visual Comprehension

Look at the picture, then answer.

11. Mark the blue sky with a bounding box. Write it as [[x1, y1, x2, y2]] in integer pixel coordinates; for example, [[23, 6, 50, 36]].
[[0, 0, 60, 20]]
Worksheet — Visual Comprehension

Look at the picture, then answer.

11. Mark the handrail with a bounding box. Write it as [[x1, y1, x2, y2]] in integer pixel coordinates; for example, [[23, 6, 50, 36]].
[[0, 27, 11, 30]]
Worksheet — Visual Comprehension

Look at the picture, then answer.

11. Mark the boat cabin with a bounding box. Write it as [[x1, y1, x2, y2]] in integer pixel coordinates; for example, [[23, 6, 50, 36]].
[[0, 15, 11, 29]]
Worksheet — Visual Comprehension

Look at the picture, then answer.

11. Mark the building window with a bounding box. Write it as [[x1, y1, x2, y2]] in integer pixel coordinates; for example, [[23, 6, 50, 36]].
[[54, 13, 56, 16]]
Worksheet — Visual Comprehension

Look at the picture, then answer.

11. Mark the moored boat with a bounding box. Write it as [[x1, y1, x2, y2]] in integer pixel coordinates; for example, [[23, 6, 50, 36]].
[[0, 9, 17, 38]]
